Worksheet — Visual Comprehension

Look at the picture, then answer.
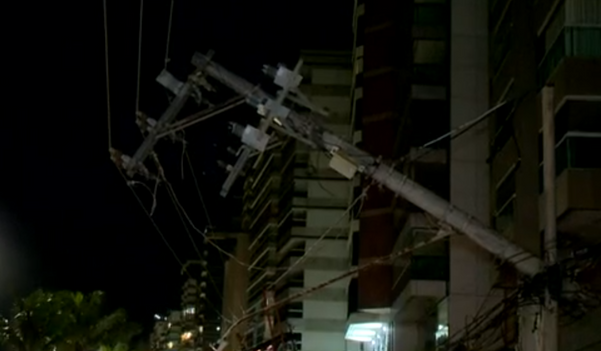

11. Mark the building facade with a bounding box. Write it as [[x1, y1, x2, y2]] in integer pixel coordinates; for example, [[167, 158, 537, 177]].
[[240, 50, 354, 351], [489, 1, 601, 350], [151, 311, 184, 351], [347, 0, 455, 350], [345, 0, 601, 351]]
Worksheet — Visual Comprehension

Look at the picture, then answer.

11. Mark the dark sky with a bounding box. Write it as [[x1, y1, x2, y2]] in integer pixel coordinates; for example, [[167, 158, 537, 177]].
[[1, 0, 351, 331]]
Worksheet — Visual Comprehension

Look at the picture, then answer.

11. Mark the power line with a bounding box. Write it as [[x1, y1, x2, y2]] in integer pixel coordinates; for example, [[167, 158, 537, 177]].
[[114, 166, 191, 278], [135, 0, 144, 114], [158, 97, 246, 138], [183, 151, 286, 272], [103, 0, 111, 149], [151, 155, 232, 324], [184, 151, 216, 232], [164, 0, 175, 69], [164, 179, 203, 260], [269, 186, 369, 289], [163, 164, 253, 270], [398, 99, 510, 167], [163, 175, 230, 313], [219, 231, 451, 349]]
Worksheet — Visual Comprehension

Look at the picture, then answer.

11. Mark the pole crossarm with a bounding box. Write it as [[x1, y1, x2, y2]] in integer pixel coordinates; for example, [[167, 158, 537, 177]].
[[191, 52, 544, 278], [125, 72, 201, 177]]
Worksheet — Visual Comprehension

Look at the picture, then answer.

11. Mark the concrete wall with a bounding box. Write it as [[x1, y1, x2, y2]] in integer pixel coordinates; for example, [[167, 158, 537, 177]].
[[449, 0, 500, 346], [280, 51, 353, 351], [221, 234, 250, 351]]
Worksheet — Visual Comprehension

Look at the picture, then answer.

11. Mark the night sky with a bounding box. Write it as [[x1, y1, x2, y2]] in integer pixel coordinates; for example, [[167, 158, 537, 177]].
[[1, 0, 351, 331]]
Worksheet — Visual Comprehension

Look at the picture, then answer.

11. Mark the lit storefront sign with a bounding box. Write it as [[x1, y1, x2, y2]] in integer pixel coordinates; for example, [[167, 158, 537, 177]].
[[345, 322, 390, 351]]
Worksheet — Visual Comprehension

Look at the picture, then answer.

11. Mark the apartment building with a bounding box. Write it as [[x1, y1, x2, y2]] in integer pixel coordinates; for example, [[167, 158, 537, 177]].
[[345, 0, 601, 351], [177, 251, 229, 351], [346, 0, 456, 350], [151, 311, 184, 351], [240, 50, 354, 351], [150, 319, 169, 351], [181, 277, 203, 351], [489, 0, 601, 350]]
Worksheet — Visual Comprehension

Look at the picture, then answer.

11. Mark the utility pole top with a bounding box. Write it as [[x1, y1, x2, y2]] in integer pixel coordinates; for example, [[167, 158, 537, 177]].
[[191, 51, 544, 278]]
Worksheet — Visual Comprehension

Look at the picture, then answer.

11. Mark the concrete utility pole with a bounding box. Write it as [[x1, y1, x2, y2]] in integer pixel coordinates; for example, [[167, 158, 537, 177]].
[[190, 52, 543, 278], [124, 69, 206, 177], [219, 59, 304, 197], [541, 85, 558, 351]]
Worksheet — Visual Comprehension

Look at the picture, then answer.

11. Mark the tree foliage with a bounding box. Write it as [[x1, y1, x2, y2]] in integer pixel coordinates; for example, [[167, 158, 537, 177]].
[[0, 290, 141, 351]]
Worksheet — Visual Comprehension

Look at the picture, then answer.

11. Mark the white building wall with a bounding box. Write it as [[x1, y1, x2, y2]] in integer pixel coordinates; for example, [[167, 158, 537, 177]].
[[292, 52, 353, 351], [306, 209, 350, 228], [449, 0, 500, 347]]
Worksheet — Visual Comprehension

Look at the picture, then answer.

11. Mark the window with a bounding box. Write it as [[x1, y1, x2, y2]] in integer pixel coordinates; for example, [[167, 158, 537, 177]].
[[285, 302, 303, 319], [183, 306, 195, 316], [354, 97, 363, 131], [490, 0, 510, 30], [414, 162, 450, 200], [356, 15, 365, 46], [491, 11, 514, 75], [411, 256, 449, 281], [352, 232, 359, 266], [538, 26, 601, 86], [275, 271, 304, 296], [494, 166, 517, 233], [277, 241, 305, 265], [538, 132, 601, 193], [412, 64, 448, 85], [289, 333, 302, 351], [355, 57, 364, 75], [408, 100, 450, 147], [413, 40, 447, 64], [492, 100, 515, 152], [414, 5, 447, 26]]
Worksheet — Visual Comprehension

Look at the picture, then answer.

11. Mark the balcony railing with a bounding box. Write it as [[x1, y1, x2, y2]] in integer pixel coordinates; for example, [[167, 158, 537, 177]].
[[393, 255, 449, 296], [494, 195, 516, 235], [538, 26, 601, 87], [538, 132, 601, 193]]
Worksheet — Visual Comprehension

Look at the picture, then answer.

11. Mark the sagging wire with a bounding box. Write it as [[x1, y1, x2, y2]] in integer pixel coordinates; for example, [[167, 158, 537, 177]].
[[268, 185, 371, 289], [135, 0, 144, 115], [114, 166, 192, 279], [164, 0, 175, 69], [103, 0, 111, 150], [162, 162, 259, 271], [442, 246, 559, 350], [180, 131, 187, 179], [220, 230, 452, 349], [183, 147, 367, 277], [126, 179, 159, 216], [152, 154, 233, 325], [158, 96, 246, 138]]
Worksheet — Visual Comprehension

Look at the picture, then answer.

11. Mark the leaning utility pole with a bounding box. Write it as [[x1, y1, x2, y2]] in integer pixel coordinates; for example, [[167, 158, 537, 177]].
[[189, 52, 543, 278], [541, 85, 558, 351]]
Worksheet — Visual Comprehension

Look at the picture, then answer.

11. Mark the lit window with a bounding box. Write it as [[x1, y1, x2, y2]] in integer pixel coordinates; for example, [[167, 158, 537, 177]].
[[167, 342, 174, 349], [184, 306, 195, 316], [199, 326, 204, 333], [181, 331, 193, 341], [355, 58, 363, 75]]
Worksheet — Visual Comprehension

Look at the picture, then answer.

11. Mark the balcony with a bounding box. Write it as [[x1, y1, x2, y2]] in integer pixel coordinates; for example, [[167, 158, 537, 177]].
[[538, 133, 601, 239], [538, 27, 601, 92], [390, 213, 448, 322]]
